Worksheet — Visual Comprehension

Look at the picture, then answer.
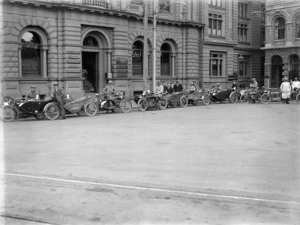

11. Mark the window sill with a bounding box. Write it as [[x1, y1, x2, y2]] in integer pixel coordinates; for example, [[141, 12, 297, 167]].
[[238, 42, 250, 45], [209, 5, 225, 10], [209, 35, 225, 39]]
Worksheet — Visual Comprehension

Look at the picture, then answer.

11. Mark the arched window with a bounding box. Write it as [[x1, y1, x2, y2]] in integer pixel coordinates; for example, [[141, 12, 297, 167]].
[[132, 41, 143, 76], [21, 31, 42, 77], [83, 36, 98, 47], [296, 15, 300, 38], [160, 43, 171, 76], [274, 17, 285, 40]]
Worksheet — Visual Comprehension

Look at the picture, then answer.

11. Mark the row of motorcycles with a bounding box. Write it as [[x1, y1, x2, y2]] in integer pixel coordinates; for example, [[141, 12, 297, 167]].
[[0, 92, 131, 122], [1, 87, 299, 122]]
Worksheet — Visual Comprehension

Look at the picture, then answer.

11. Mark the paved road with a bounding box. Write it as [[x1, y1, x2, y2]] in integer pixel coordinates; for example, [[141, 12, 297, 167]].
[[0, 102, 300, 224]]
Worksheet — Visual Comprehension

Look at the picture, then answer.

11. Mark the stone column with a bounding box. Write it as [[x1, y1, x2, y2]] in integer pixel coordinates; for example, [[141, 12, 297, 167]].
[[107, 50, 112, 79], [18, 47, 22, 77], [42, 47, 47, 78], [171, 53, 175, 77]]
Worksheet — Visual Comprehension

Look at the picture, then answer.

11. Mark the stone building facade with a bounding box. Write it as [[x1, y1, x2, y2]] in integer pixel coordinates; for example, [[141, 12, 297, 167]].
[[0, 0, 265, 99], [264, 0, 300, 88]]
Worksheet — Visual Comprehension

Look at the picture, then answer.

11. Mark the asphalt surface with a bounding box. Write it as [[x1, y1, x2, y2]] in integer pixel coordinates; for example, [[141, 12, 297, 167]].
[[0, 101, 300, 225]]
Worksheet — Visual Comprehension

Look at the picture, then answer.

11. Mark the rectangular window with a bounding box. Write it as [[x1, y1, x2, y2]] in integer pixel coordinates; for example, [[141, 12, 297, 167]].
[[238, 23, 248, 43], [209, 0, 224, 8], [132, 50, 143, 75], [209, 13, 223, 37], [238, 56, 250, 77], [22, 47, 41, 77], [238, 2, 248, 18], [209, 52, 225, 77]]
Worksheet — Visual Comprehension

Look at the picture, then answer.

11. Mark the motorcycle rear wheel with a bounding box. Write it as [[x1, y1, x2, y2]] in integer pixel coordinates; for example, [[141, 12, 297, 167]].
[[179, 96, 188, 108], [240, 94, 249, 104], [0, 106, 16, 122], [119, 99, 132, 113], [260, 94, 270, 104], [157, 99, 167, 110], [84, 101, 97, 117]]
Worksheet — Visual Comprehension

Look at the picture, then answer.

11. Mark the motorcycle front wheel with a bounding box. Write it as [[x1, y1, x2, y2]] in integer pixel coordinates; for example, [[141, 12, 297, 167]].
[[119, 99, 132, 113], [44, 103, 60, 120], [296, 93, 300, 104], [137, 98, 148, 112], [84, 101, 98, 117], [179, 96, 188, 108], [201, 93, 211, 105], [229, 92, 238, 104]]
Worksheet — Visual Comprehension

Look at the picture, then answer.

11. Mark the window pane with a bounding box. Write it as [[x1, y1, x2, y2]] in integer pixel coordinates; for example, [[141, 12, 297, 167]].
[[219, 59, 222, 76], [297, 26, 300, 38], [212, 59, 218, 76], [21, 32, 41, 77], [132, 41, 143, 75]]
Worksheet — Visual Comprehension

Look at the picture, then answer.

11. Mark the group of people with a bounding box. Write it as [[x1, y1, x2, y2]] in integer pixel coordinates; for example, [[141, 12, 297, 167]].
[[155, 80, 200, 96], [281, 77, 300, 104]]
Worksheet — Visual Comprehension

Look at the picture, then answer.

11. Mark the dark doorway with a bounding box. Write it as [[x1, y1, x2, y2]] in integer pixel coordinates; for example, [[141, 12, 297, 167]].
[[82, 52, 98, 92], [271, 55, 283, 88]]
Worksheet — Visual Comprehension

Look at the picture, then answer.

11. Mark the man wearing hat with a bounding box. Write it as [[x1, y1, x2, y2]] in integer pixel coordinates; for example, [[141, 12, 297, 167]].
[[103, 80, 115, 96], [52, 82, 66, 119], [250, 78, 258, 89], [292, 77, 300, 91], [173, 80, 183, 93], [26, 85, 37, 100], [280, 77, 292, 104]]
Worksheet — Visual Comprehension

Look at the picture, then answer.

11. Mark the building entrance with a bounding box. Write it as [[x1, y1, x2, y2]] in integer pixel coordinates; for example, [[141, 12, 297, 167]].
[[82, 52, 98, 92]]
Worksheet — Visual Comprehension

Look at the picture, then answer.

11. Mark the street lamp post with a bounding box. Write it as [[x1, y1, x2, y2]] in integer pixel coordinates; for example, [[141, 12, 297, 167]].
[[152, 1, 186, 92]]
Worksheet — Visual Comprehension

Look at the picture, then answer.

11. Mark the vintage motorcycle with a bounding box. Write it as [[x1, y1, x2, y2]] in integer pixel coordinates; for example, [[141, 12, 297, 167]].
[[186, 89, 211, 106], [260, 88, 281, 104], [137, 91, 167, 111], [0, 95, 98, 122], [94, 91, 132, 113], [240, 88, 263, 104]]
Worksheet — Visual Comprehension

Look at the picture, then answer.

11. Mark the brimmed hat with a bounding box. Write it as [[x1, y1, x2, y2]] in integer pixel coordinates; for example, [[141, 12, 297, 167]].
[[53, 82, 58, 86], [31, 85, 36, 88], [252, 78, 256, 81], [294, 77, 298, 80], [108, 80, 113, 84]]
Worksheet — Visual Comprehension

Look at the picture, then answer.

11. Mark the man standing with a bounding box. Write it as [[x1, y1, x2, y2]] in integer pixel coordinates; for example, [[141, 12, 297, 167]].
[[231, 80, 238, 91], [26, 85, 37, 100], [280, 77, 292, 104], [173, 80, 183, 93], [52, 82, 66, 119]]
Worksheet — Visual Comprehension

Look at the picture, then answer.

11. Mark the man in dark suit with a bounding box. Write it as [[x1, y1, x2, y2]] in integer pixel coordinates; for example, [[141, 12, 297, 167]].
[[173, 80, 183, 93], [52, 82, 66, 119]]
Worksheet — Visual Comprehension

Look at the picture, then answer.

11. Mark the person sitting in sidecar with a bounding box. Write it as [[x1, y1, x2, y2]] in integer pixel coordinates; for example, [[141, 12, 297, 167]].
[[155, 81, 164, 97]]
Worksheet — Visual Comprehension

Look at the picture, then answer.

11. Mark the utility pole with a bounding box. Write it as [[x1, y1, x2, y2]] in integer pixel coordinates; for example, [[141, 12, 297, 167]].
[[143, 0, 149, 90]]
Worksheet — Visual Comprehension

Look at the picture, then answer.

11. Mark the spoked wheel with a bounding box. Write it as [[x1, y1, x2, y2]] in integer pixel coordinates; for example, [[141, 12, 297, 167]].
[[260, 94, 271, 104], [137, 98, 148, 112], [44, 103, 60, 120], [119, 99, 132, 113], [157, 98, 168, 110], [179, 96, 188, 108], [229, 92, 238, 103], [0, 106, 16, 122], [296, 93, 300, 104], [240, 94, 249, 104], [201, 93, 211, 105], [84, 101, 97, 117]]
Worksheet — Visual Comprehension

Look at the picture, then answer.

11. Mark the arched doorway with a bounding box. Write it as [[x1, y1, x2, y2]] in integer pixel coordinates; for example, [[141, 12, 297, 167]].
[[289, 54, 299, 80], [271, 55, 283, 87], [132, 41, 143, 76], [82, 30, 111, 93]]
